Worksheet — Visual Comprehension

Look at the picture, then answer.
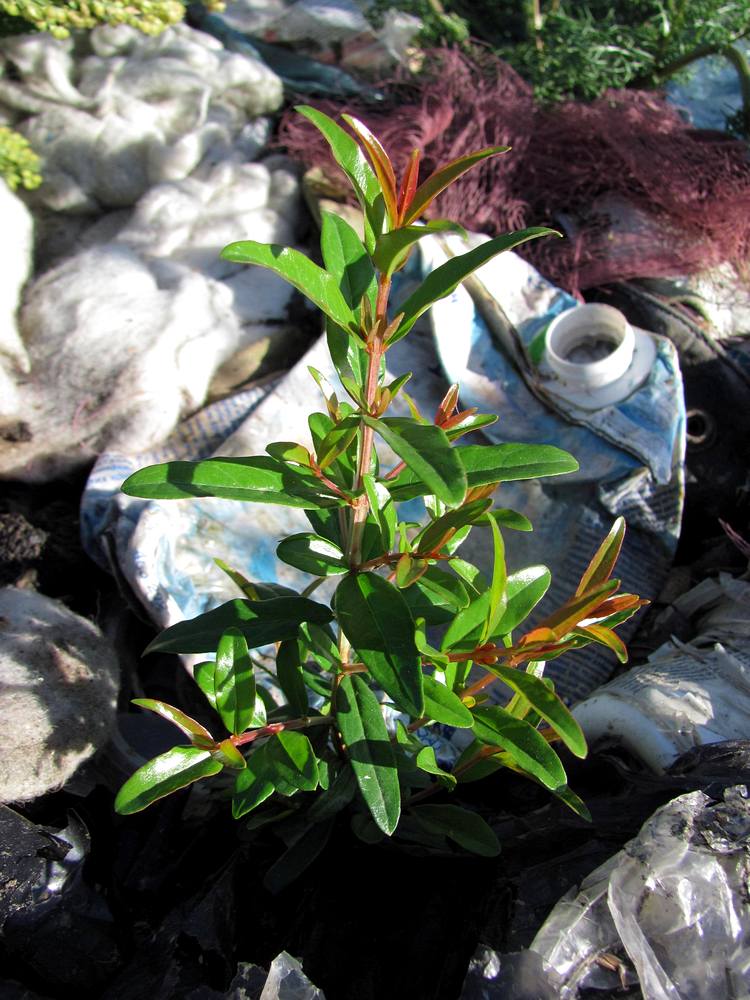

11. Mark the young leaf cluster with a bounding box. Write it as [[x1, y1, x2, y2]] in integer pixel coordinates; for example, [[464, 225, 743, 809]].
[[115, 108, 645, 877]]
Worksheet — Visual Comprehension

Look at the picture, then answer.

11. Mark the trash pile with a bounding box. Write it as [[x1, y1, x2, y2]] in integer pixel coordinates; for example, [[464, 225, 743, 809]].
[[1, 3, 750, 998]]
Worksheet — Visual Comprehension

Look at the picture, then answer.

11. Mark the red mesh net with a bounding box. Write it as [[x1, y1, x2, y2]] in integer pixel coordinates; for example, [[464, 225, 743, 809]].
[[278, 49, 750, 294]]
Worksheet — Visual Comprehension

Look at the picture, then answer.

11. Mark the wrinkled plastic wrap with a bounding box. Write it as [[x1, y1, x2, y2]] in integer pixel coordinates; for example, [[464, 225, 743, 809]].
[[574, 574, 750, 771], [465, 786, 750, 999]]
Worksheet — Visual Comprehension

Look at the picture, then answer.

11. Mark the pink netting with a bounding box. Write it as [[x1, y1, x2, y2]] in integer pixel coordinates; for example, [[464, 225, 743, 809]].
[[278, 49, 750, 293]]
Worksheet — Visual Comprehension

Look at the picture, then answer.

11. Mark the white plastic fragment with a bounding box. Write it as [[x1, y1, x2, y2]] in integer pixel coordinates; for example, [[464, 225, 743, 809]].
[[259, 951, 326, 1000], [573, 574, 750, 771], [0, 179, 33, 418], [531, 786, 750, 999], [0, 587, 120, 804]]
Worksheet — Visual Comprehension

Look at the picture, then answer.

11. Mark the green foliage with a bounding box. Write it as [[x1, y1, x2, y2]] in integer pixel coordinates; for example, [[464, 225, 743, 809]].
[[0, 0, 223, 39], [0, 126, 41, 191], [115, 107, 646, 881]]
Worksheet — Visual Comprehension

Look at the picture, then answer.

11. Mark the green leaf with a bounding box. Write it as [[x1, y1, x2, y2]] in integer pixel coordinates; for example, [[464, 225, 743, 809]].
[[296, 105, 384, 253], [487, 508, 533, 532], [266, 441, 311, 467], [414, 747, 456, 786], [389, 443, 578, 500], [472, 706, 567, 790], [276, 640, 309, 715], [363, 417, 467, 506], [214, 628, 256, 735], [307, 764, 357, 823], [484, 516, 507, 639], [484, 663, 586, 758], [193, 660, 218, 709], [422, 674, 474, 728], [391, 228, 559, 343], [413, 498, 492, 555], [131, 699, 214, 746], [576, 517, 625, 596], [492, 566, 552, 637], [263, 817, 334, 894], [403, 146, 509, 225], [336, 674, 401, 835], [414, 618, 450, 667], [373, 220, 466, 278], [220, 240, 356, 333], [145, 596, 333, 654], [265, 731, 319, 794], [316, 418, 359, 471], [412, 804, 501, 857], [233, 744, 276, 818], [413, 566, 469, 612], [327, 317, 369, 385], [115, 746, 223, 815], [553, 784, 592, 822], [212, 738, 247, 769], [444, 412, 498, 441], [335, 572, 424, 717], [363, 475, 396, 552], [122, 456, 345, 509], [277, 533, 348, 576], [320, 210, 377, 312], [442, 590, 490, 652]]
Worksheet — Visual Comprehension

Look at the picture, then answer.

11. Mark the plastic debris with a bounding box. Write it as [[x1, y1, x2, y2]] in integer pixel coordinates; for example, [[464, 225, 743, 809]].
[[463, 785, 750, 999], [0, 180, 33, 421], [420, 234, 685, 701], [259, 952, 326, 1000], [574, 573, 750, 771], [0, 586, 120, 803]]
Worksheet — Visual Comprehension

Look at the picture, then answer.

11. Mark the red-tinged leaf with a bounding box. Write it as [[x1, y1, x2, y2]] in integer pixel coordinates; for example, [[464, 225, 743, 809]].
[[132, 699, 214, 746], [593, 594, 648, 618], [518, 627, 557, 646], [575, 517, 625, 596], [115, 747, 223, 815], [402, 145, 509, 225], [213, 739, 247, 769], [573, 623, 628, 663], [533, 579, 619, 640], [397, 148, 421, 223], [342, 114, 399, 226]]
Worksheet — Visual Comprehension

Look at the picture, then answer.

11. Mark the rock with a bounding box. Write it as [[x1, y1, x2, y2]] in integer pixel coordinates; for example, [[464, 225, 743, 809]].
[[0, 159, 303, 480], [0, 180, 33, 419], [0, 587, 120, 803]]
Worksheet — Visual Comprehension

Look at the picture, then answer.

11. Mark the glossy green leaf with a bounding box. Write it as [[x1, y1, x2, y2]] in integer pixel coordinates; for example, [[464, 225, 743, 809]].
[[212, 738, 247, 769], [492, 566, 552, 637], [484, 516, 507, 639], [391, 228, 559, 343], [487, 508, 533, 532], [414, 498, 492, 555], [472, 706, 567, 790], [553, 784, 592, 822], [232, 744, 276, 818], [276, 640, 309, 715], [422, 674, 474, 728], [214, 628, 256, 735], [415, 747, 457, 788], [373, 220, 466, 278], [412, 566, 469, 612], [131, 699, 214, 746], [122, 456, 345, 509], [483, 663, 586, 758], [412, 804, 501, 857], [221, 240, 356, 333], [265, 731, 319, 794], [414, 619, 450, 667], [144, 596, 333, 654], [363, 474, 396, 552], [335, 572, 424, 717], [336, 674, 401, 835], [277, 533, 348, 576], [363, 417, 467, 506], [441, 590, 490, 652], [327, 317, 369, 385], [444, 412, 498, 441], [297, 105, 384, 252], [115, 746, 223, 815], [193, 660, 218, 709], [573, 623, 628, 663], [265, 441, 311, 467], [576, 517, 625, 596], [403, 145, 509, 224], [212, 560, 298, 601], [389, 443, 578, 500], [320, 210, 376, 312], [316, 419, 359, 471]]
